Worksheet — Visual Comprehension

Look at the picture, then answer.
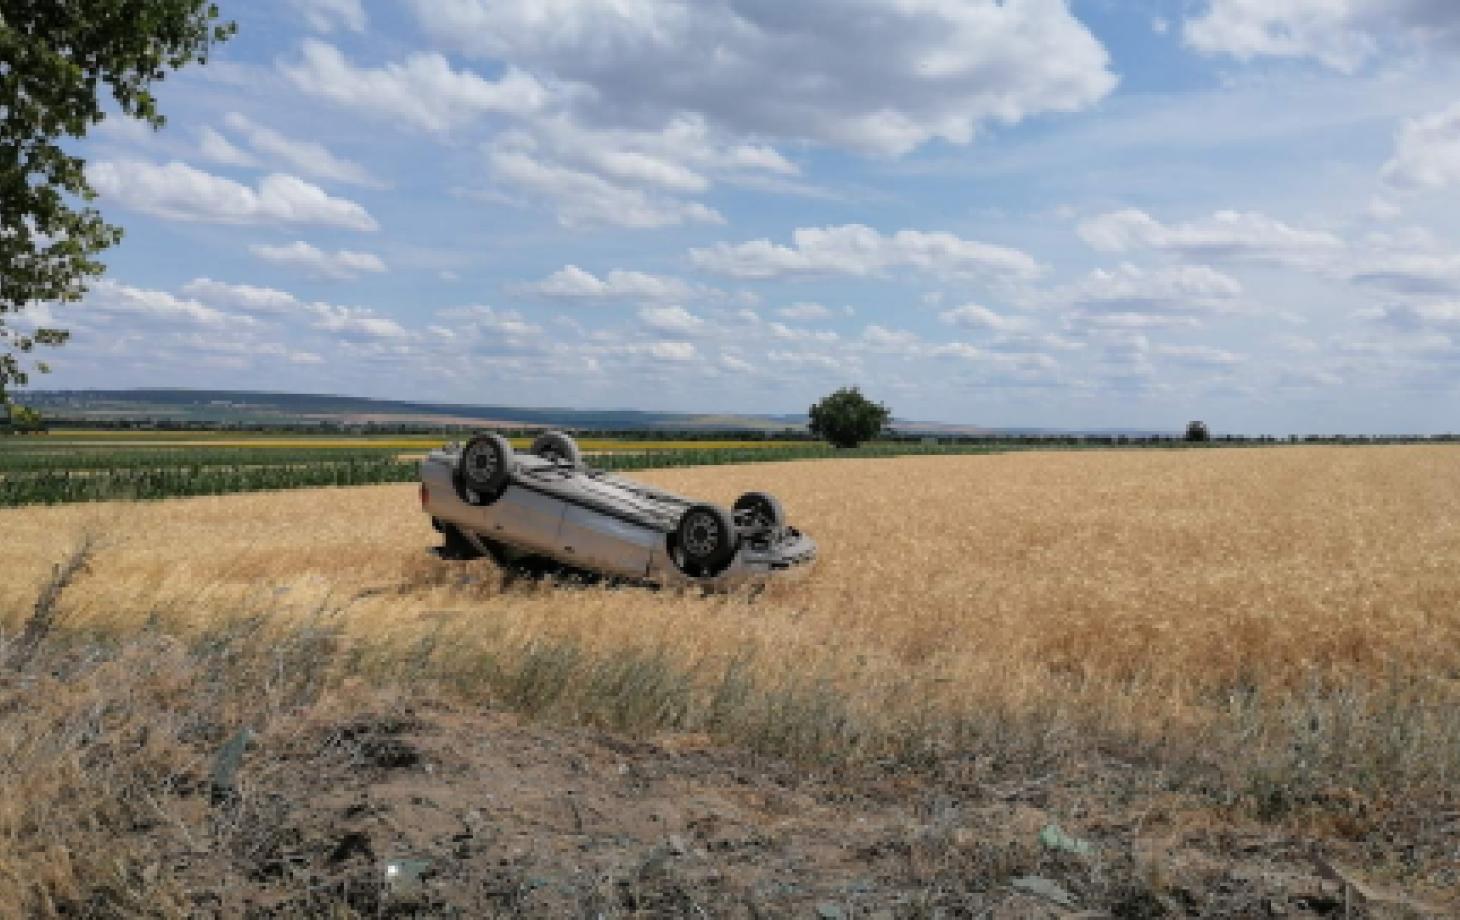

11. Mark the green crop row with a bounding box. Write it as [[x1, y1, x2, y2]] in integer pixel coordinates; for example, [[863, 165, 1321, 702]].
[[0, 442, 1013, 508], [0, 447, 404, 473], [0, 460, 421, 507]]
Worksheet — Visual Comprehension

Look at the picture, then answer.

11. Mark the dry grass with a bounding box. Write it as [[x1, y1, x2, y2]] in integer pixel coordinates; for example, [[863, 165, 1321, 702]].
[[2, 446, 1459, 913]]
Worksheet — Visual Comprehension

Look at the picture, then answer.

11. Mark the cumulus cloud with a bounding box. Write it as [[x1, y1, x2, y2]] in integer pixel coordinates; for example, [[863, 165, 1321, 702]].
[[1183, 0, 1460, 72], [408, 0, 1116, 156], [479, 113, 796, 229], [1066, 263, 1246, 313], [638, 306, 706, 336], [1350, 251, 1460, 295], [216, 112, 381, 188], [647, 341, 697, 362], [691, 224, 1041, 281], [520, 265, 699, 301], [198, 127, 257, 168], [249, 241, 388, 280], [307, 303, 410, 339], [1078, 209, 1341, 267], [86, 280, 255, 329], [180, 278, 302, 315], [86, 160, 378, 231], [290, 0, 366, 33], [1382, 102, 1460, 191], [488, 148, 723, 228], [939, 303, 1030, 333], [282, 40, 547, 133], [436, 305, 543, 338]]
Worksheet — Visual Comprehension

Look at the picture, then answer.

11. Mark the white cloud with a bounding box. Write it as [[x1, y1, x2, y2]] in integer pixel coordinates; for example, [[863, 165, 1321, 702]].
[[307, 303, 410, 339], [939, 303, 1029, 332], [1078, 209, 1341, 267], [408, 0, 1117, 156], [647, 341, 697, 362], [1350, 251, 1460, 295], [1183, 0, 1460, 73], [778, 302, 833, 322], [767, 322, 839, 343], [181, 278, 302, 315], [220, 112, 381, 188], [488, 148, 724, 228], [87, 280, 255, 329], [86, 160, 378, 231], [249, 241, 388, 280], [1382, 102, 1460, 191], [638, 306, 705, 336], [1068, 263, 1245, 312], [691, 224, 1041, 281], [861, 324, 924, 354], [291, 0, 366, 33], [198, 127, 257, 168], [282, 40, 547, 133], [521, 265, 699, 301], [436, 305, 543, 338]]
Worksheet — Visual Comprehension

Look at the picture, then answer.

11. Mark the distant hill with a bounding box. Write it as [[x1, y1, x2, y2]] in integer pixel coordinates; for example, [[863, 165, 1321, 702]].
[[20, 389, 809, 431], [18, 389, 1172, 437]]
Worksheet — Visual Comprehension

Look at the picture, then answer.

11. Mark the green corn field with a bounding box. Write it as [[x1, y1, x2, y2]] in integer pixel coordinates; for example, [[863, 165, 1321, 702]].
[[0, 441, 1003, 507]]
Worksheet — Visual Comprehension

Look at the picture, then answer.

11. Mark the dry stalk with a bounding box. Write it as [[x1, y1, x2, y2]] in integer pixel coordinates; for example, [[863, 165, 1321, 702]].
[[5, 533, 96, 672]]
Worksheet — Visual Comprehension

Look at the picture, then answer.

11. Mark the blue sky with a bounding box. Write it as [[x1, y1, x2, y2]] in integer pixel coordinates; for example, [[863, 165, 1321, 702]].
[[20, 0, 1460, 433]]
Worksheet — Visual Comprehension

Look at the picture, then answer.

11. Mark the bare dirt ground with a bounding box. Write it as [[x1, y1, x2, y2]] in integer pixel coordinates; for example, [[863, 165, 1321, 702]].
[[149, 702, 1445, 918], [2, 448, 1458, 916]]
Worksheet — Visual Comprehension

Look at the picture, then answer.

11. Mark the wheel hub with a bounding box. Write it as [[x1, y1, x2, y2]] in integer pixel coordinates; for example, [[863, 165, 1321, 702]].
[[684, 515, 718, 556]]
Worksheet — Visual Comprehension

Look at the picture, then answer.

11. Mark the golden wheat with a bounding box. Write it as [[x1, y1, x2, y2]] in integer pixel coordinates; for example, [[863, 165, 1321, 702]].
[[4, 446, 1459, 729], [6, 446, 1460, 915]]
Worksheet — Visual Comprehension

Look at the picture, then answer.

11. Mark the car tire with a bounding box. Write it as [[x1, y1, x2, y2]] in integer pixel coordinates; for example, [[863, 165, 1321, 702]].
[[675, 503, 738, 576], [457, 432, 512, 502], [531, 430, 582, 468], [733, 491, 785, 533]]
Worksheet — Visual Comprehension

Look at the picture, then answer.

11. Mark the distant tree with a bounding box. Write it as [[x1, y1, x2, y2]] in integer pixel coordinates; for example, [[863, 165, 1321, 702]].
[[808, 386, 891, 448], [0, 1, 236, 404], [1185, 420, 1210, 442], [5, 404, 46, 434]]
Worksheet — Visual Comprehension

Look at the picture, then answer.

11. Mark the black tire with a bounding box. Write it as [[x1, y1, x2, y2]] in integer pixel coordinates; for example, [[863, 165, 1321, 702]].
[[733, 491, 785, 533], [457, 432, 512, 501], [531, 430, 582, 468], [675, 503, 738, 576]]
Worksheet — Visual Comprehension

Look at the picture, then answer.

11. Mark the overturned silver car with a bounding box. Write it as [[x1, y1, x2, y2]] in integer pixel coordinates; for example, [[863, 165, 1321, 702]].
[[419, 431, 817, 588]]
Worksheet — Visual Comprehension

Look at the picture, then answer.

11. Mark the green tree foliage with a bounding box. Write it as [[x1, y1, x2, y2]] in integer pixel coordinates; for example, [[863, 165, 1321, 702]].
[[5, 404, 45, 433], [0, 1, 234, 402], [808, 386, 891, 448], [1186, 420, 1211, 442]]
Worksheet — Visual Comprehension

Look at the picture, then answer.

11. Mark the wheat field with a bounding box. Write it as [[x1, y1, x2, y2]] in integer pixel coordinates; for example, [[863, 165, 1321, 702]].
[[6, 445, 1459, 694], [6, 445, 1460, 766], [4, 445, 1459, 913]]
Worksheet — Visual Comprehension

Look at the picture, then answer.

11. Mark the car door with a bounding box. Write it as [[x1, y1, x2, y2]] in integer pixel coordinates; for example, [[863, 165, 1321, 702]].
[[557, 503, 658, 578], [478, 484, 566, 555]]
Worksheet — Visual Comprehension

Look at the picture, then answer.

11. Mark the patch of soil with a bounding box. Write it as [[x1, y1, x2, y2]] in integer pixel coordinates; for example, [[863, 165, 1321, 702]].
[[165, 707, 1452, 917]]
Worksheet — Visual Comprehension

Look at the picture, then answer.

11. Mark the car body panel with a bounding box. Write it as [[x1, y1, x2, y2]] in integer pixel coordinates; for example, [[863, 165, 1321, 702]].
[[420, 442, 817, 588]]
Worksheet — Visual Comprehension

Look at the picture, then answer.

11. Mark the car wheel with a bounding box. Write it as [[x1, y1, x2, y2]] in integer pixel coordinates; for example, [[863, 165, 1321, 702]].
[[675, 503, 738, 576], [733, 491, 785, 533], [457, 432, 512, 501], [531, 430, 582, 468]]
